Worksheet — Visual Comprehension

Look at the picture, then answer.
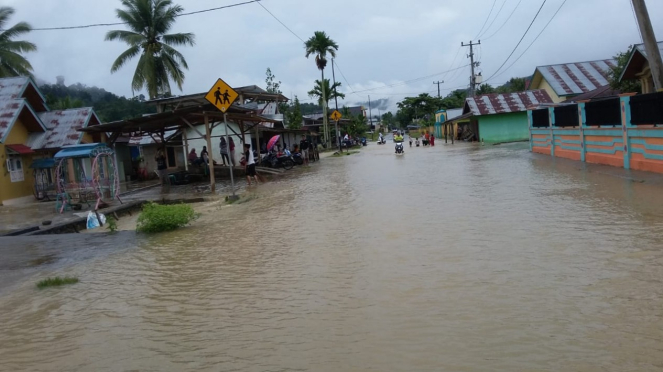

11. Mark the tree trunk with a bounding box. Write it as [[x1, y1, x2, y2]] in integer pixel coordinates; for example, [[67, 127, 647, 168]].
[[321, 68, 329, 148]]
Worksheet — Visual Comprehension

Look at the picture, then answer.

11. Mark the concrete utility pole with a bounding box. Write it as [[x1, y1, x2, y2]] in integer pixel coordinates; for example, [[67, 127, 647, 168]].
[[631, 0, 663, 91], [331, 58, 341, 152], [433, 81, 444, 98], [368, 95, 373, 129], [461, 40, 481, 96]]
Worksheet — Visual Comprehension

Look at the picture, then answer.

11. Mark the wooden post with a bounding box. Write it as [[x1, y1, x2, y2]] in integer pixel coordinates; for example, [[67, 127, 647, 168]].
[[204, 114, 216, 192], [182, 128, 189, 171], [255, 124, 261, 165]]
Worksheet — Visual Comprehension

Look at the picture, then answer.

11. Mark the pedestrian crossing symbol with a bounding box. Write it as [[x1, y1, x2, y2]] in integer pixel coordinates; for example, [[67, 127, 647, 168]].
[[330, 110, 342, 121], [205, 78, 238, 112]]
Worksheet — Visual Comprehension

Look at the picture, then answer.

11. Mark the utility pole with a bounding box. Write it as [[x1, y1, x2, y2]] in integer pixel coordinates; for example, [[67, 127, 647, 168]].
[[631, 0, 663, 91], [331, 58, 341, 152], [368, 95, 373, 129], [461, 40, 481, 96], [433, 81, 444, 98]]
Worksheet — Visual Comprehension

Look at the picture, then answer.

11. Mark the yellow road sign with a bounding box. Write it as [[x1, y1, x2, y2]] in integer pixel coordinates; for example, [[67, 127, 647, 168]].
[[330, 110, 342, 121], [205, 78, 238, 112]]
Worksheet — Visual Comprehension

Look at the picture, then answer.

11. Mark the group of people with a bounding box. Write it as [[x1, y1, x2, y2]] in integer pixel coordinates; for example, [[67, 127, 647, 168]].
[[188, 146, 210, 166], [409, 131, 435, 147]]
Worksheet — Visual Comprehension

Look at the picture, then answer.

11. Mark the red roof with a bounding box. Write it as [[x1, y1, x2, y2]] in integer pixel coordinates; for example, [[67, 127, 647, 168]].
[[6, 143, 35, 154], [463, 90, 554, 116]]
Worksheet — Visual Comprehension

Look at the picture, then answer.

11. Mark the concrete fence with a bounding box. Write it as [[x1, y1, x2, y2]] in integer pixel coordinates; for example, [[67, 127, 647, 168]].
[[529, 92, 663, 174]]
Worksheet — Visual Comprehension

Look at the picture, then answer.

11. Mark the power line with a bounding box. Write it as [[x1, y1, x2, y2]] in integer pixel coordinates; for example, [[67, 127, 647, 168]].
[[485, 0, 547, 82], [489, 0, 567, 81], [630, 0, 644, 43], [350, 64, 470, 94], [256, 1, 304, 43], [478, 0, 508, 39], [7, 0, 261, 31], [483, 0, 522, 40], [474, 0, 497, 40], [441, 46, 462, 81], [331, 60, 359, 97]]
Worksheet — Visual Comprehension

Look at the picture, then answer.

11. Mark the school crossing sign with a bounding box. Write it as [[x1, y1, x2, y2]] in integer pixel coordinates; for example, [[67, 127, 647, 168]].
[[330, 110, 342, 121], [205, 78, 238, 112]]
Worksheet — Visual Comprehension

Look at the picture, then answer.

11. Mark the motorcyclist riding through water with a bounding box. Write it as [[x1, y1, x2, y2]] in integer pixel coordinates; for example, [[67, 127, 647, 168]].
[[394, 132, 404, 153]]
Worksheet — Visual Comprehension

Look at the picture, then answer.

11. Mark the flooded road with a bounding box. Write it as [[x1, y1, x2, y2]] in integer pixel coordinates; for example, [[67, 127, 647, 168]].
[[1, 140, 663, 371]]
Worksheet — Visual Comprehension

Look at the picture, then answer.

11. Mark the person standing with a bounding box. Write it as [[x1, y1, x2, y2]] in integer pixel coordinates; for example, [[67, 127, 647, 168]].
[[430, 133, 435, 146], [229, 137, 236, 166], [201, 146, 209, 164], [155, 148, 169, 192], [220, 137, 230, 166], [243, 143, 259, 186], [300, 135, 310, 166]]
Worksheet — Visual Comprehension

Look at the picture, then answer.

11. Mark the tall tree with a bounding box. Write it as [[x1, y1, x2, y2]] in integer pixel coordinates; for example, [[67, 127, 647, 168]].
[[286, 96, 303, 130], [307, 79, 345, 107], [476, 83, 496, 95], [609, 45, 641, 93], [304, 31, 339, 146], [0, 7, 36, 78], [105, 0, 195, 99]]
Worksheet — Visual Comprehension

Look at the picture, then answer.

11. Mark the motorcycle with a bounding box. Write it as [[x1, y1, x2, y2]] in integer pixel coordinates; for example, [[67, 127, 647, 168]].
[[261, 152, 294, 170], [359, 137, 367, 146], [377, 137, 386, 145], [292, 152, 304, 165], [395, 142, 404, 155]]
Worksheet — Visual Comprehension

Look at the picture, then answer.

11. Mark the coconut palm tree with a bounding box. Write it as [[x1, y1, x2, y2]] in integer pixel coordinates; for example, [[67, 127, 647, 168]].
[[307, 79, 345, 107], [106, 0, 195, 99], [304, 31, 338, 146], [0, 7, 36, 78]]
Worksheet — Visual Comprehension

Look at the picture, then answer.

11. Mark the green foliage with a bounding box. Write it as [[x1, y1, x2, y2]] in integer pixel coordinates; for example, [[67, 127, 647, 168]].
[[286, 96, 303, 130], [304, 31, 339, 71], [0, 7, 37, 78], [106, 216, 118, 233], [609, 45, 641, 93], [265, 67, 282, 94], [345, 108, 368, 138], [496, 77, 527, 93], [381, 111, 395, 127], [105, 0, 196, 99], [40, 83, 156, 122], [37, 276, 79, 289], [308, 79, 345, 107], [476, 83, 496, 95], [136, 202, 199, 233]]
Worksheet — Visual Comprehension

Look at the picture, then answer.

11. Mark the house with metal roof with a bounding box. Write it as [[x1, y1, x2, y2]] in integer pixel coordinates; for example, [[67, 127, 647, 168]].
[[619, 41, 663, 94], [462, 90, 554, 144], [528, 59, 616, 103], [0, 76, 103, 205]]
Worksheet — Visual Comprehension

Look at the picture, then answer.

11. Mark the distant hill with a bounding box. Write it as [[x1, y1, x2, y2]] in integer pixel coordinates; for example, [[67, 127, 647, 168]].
[[38, 83, 156, 123]]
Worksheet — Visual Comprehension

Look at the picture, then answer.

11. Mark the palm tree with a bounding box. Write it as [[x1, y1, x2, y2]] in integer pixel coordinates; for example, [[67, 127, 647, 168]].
[[307, 79, 345, 107], [106, 0, 195, 99], [304, 31, 339, 146], [0, 7, 36, 78]]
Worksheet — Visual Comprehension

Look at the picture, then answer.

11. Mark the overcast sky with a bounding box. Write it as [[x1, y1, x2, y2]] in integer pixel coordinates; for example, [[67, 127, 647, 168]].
[[6, 0, 663, 112]]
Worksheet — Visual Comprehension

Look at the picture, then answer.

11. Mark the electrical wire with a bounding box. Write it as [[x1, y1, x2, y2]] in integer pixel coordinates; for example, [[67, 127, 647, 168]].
[[7, 0, 261, 31], [474, 0, 497, 40], [630, 0, 644, 43], [332, 60, 359, 97], [350, 64, 470, 94], [478, 0, 508, 39], [256, 1, 304, 43], [488, 0, 567, 81], [484, 0, 547, 82], [482, 0, 522, 40]]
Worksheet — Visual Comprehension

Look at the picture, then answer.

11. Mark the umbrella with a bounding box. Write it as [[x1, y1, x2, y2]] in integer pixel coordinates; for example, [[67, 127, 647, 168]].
[[267, 135, 281, 151]]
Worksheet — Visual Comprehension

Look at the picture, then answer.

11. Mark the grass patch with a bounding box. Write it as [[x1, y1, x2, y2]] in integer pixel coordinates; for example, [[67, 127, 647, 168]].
[[137, 202, 200, 233], [332, 150, 360, 157], [37, 276, 79, 289]]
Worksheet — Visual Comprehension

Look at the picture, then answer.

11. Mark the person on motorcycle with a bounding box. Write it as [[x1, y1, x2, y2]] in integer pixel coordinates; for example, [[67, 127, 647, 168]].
[[379, 132, 383, 143], [394, 132, 404, 153]]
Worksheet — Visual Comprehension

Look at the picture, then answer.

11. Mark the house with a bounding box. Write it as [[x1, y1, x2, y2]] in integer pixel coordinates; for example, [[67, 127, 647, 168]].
[[0, 76, 102, 205], [619, 41, 663, 94], [528, 59, 616, 103], [462, 90, 553, 144]]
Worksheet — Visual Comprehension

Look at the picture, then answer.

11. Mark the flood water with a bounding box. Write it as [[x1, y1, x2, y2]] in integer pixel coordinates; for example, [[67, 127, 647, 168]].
[[2, 139, 663, 371]]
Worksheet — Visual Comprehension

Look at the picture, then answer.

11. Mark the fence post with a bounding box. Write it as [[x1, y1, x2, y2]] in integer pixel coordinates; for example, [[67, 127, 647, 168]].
[[620, 94, 635, 169], [527, 110, 533, 152], [577, 102, 587, 162], [548, 107, 555, 157]]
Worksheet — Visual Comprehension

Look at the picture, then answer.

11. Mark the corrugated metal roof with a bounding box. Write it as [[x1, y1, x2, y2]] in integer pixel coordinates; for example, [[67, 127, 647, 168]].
[[128, 129, 177, 146], [634, 41, 663, 59], [0, 76, 30, 99], [464, 90, 553, 116], [535, 59, 616, 96], [0, 99, 24, 142], [27, 108, 96, 150]]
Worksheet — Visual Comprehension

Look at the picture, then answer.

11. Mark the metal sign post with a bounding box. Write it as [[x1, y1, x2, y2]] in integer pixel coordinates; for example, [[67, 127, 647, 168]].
[[224, 113, 238, 201]]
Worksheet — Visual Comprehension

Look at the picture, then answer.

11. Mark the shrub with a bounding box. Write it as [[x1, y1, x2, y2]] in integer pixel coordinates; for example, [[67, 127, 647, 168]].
[[107, 216, 118, 233], [136, 202, 199, 233], [37, 276, 79, 289]]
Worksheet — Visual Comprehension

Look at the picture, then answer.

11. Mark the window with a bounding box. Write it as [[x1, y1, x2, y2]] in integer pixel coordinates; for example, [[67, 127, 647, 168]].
[[167, 147, 176, 168], [6, 155, 24, 182]]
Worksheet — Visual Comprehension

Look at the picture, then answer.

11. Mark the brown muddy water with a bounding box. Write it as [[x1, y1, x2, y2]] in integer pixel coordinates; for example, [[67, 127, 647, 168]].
[[1, 141, 663, 371]]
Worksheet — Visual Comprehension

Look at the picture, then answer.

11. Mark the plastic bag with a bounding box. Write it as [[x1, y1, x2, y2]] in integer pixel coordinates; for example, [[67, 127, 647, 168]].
[[86, 211, 106, 229]]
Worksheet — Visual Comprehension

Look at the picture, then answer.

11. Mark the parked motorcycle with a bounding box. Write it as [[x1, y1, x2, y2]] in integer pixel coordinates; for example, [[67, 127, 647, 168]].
[[261, 152, 294, 170], [292, 152, 304, 165], [359, 137, 367, 146]]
